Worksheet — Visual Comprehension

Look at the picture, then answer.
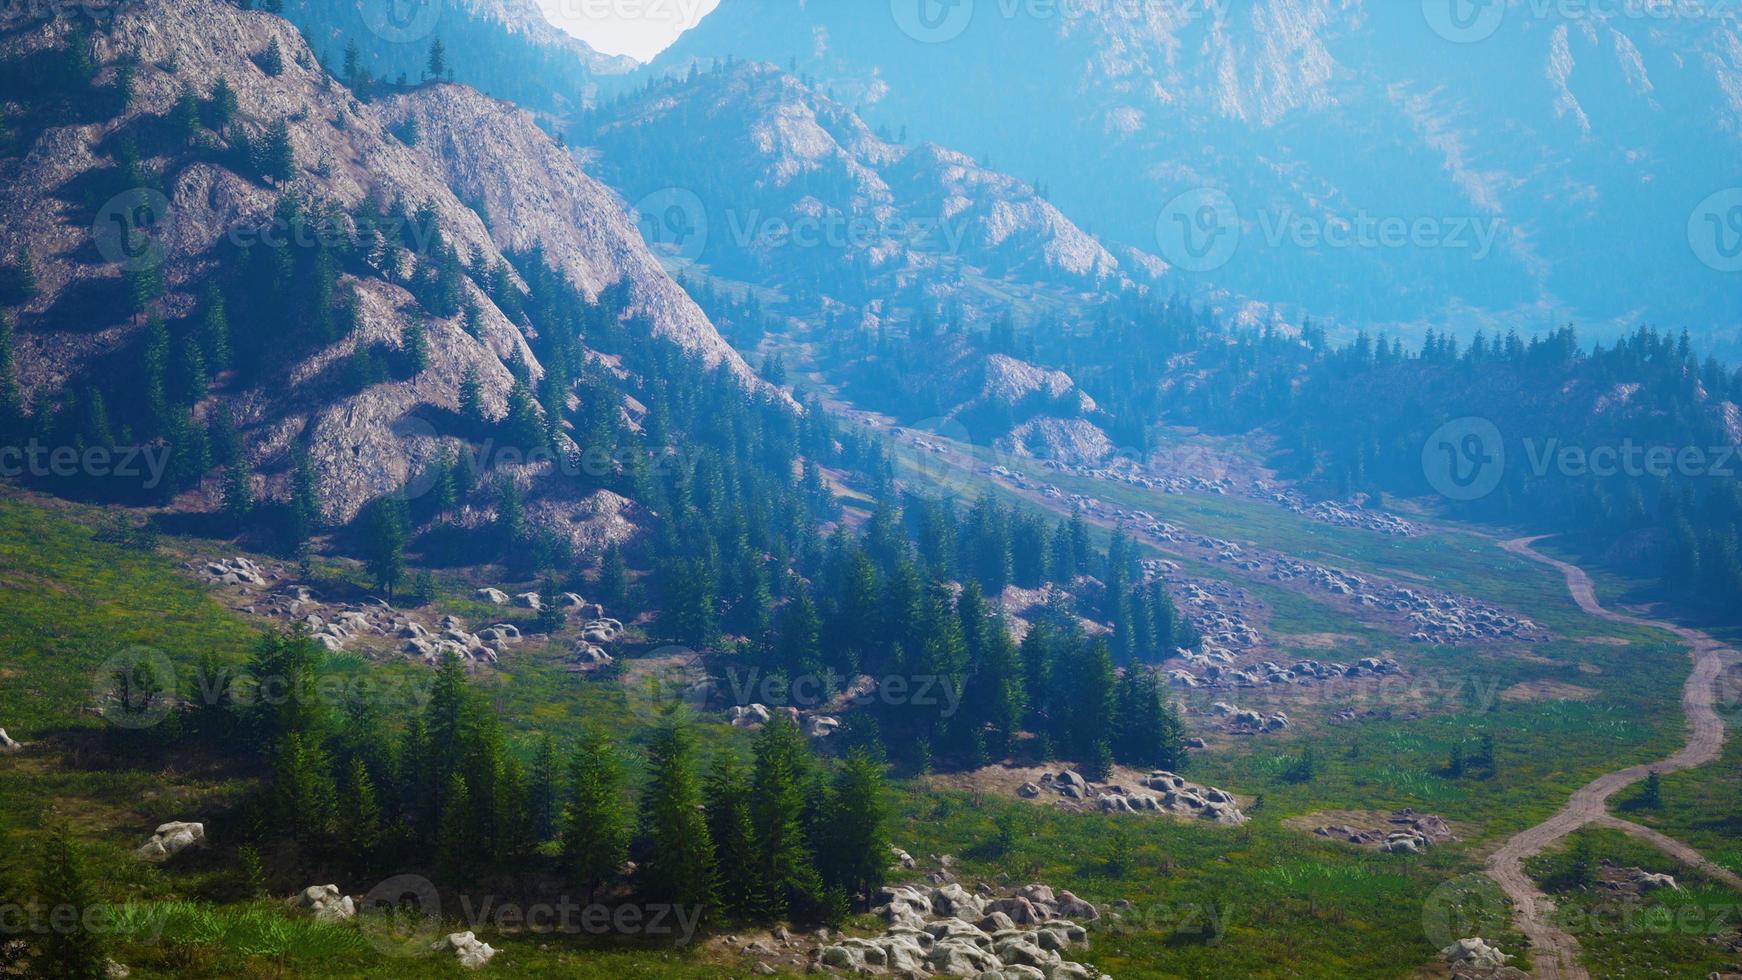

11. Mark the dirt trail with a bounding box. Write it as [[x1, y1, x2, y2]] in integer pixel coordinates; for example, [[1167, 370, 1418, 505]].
[[1487, 536, 1736, 979]]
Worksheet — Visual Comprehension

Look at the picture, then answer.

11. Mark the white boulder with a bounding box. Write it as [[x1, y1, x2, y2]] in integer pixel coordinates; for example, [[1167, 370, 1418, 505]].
[[134, 821, 204, 862]]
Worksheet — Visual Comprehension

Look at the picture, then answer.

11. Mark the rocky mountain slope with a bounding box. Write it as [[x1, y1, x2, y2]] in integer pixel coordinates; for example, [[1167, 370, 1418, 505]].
[[581, 61, 1150, 318], [655, 0, 1742, 346], [0, 0, 751, 527]]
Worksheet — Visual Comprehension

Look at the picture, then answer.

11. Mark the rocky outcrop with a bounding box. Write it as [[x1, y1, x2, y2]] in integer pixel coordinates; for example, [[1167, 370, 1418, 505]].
[[381, 85, 756, 385], [814, 881, 1107, 978], [134, 821, 204, 862], [287, 884, 355, 922], [431, 931, 497, 969], [1441, 937, 1511, 970]]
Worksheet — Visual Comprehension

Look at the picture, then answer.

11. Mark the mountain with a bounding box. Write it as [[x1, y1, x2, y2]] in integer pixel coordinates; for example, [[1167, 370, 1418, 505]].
[[0, 0, 752, 534], [581, 60, 1152, 320], [654, 0, 1742, 347], [279, 0, 634, 118]]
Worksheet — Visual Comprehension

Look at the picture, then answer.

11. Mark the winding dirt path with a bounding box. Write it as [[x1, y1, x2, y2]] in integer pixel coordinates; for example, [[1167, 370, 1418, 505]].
[[1486, 536, 1736, 979]]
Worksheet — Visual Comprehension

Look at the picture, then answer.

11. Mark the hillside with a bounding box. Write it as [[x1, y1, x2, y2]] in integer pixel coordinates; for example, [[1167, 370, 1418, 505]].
[[0, 0, 752, 529]]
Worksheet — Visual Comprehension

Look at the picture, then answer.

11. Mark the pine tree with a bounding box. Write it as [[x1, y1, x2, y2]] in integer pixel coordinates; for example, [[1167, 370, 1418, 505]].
[[209, 76, 237, 128], [342, 41, 362, 86], [338, 756, 384, 867], [425, 37, 447, 81], [171, 84, 201, 141], [32, 823, 108, 980], [198, 283, 231, 372], [748, 714, 823, 920], [459, 365, 485, 423], [562, 725, 632, 894], [258, 38, 284, 77], [273, 732, 337, 844], [257, 118, 294, 184], [436, 772, 471, 879], [363, 496, 406, 600], [820, 749, 890, 910], [636, 718, 717, 909], [599, 543, 629, 609], [1640, 770, 1663, 809], [703, 751, 757, 917], [223, 454, 254, 526], [526, 734, 560, 842]]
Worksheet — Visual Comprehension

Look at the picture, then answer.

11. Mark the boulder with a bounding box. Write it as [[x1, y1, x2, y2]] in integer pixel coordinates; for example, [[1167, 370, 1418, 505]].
[[1441, 937, 1510, 969], [0, 728, 21, 753], [134, 821, 204, 862], [432, 931, 497, 969], [927, 937, 1001, 975], [513, 591, 544, 610], [1054, 891, 1098, 921], [986, 896, 1045, 925], [288, 884, 355, 922], [475, 588, 509, 605], [1017, 782, 1042, 798], [819, 944, 863, 970], [890, 845, 917, 869], [729, 704, 772, 728], [923, 917, 992, 947], [1014, 884, 1056, 907], [806, 715, 842, 738], [978, 911, 1017, 933], [993, 934, 1059, 969], [931, 883, 986, 919], [1637, 872, 1679, 892]]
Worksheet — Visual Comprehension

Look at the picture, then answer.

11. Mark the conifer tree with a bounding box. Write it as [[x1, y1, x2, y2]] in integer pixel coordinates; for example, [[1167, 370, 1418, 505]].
[[561, 725, 631, 894], [338, 756, 384, 867], [32, 823, 108, 980], [636, 718, 717, 909], [820, 750, 890, 909], [363, 496, 407, 600], [748, 715, 824, 920], [526, 734, 560, 842], [703, 751, 757, 917]]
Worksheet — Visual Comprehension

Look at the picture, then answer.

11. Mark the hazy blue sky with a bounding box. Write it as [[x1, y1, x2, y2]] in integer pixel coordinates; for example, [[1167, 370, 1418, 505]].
[[535, 0, 720, 62]]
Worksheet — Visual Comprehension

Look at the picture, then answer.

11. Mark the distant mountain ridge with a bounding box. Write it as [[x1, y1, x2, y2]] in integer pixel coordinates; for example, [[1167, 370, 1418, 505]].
[[654, 0, 1742, 346], [581, 60, 1155, 320]]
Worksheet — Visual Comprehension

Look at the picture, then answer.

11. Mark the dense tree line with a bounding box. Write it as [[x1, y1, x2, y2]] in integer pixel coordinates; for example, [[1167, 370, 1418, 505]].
[[160, 630, 893, 928], [829, 286, 1742, 619]]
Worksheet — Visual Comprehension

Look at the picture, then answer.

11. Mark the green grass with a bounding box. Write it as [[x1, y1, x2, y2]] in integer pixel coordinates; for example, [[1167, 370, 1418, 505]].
[[0, 454, 1727, 980], [1525, 827, 1742, 979], [0, 497, 262, 734], [1615, 737, 1742, 877]]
